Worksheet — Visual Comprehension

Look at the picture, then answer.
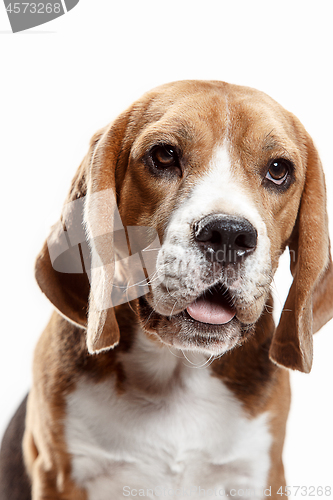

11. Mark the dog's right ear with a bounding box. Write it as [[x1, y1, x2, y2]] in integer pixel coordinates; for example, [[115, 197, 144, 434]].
[[269, 132, 333, 373], [35, 111, 132, 354]]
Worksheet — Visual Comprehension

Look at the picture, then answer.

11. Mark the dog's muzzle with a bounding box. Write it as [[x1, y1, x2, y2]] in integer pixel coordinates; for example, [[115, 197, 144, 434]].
[[186, 215, 258, 325]]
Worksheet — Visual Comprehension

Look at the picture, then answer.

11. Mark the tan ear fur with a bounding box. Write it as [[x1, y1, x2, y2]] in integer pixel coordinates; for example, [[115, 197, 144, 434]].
[[35, 112, 132, 354], [270, 136, 333, 373], [35, 151, 92, 329]]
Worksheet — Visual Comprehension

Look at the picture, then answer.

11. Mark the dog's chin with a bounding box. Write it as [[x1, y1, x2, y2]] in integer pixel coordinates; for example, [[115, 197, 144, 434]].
[[137, 289, 257, 356]]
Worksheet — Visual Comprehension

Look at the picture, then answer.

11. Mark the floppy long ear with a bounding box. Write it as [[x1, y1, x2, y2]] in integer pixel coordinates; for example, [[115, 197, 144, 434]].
[[83, 117, 129, 353], [35, 139, 94, 330], [270, 136, 333, 373], [35, 112, 131, 354]]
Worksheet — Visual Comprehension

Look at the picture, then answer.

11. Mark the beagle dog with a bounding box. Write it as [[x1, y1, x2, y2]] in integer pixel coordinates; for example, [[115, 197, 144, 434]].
[[1, 80, 333, 500]]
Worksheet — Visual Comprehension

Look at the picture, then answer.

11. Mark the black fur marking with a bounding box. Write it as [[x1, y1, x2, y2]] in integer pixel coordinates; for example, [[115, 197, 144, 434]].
[[0, 394, 31, 500]]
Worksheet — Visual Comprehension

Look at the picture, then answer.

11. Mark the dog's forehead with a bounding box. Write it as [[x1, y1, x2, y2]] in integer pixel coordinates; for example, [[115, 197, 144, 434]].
[[131, 81, 298, 159]]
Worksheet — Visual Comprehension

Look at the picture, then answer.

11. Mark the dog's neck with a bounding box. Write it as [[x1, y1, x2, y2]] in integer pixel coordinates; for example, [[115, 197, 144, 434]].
[[117, 327, 212, 396], [111, 297, 277, 405]]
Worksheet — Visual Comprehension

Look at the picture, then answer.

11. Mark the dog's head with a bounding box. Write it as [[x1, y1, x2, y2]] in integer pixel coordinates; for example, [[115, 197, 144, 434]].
[[35, 80, 333, 373]]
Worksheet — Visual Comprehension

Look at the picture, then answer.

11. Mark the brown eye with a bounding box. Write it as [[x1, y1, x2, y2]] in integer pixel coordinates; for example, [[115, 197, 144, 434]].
[[151, 145, 179, 169], [266, 159, 291, 185]]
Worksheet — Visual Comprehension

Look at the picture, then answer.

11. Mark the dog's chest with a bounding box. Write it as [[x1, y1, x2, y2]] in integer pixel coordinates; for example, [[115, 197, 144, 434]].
[[65, 342, 272, 500]]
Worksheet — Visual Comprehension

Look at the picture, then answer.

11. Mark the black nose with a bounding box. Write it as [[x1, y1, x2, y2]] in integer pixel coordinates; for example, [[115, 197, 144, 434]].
[[194, 215, 257, 264]]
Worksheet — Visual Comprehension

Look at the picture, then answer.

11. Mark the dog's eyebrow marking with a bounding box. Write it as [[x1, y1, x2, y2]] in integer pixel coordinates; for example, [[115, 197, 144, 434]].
[[131, 120, 198, 161], [262, 131, 282, 151], [261, 131, 295, 163]]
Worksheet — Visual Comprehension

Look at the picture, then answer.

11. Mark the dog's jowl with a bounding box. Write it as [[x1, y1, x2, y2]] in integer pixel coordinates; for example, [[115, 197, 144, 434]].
[[1, 80, 332, 500]]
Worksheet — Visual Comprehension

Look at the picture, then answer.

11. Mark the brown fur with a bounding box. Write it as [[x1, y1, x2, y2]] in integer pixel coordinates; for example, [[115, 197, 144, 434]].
[[6, 80, 332, 498]]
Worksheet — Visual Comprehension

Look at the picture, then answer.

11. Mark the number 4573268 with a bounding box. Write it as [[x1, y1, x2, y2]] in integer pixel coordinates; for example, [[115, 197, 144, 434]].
[[277, 486, 332, 496], [6, 3, 61, 14]]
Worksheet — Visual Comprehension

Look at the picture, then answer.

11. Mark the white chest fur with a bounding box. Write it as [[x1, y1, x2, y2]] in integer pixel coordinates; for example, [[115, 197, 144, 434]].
[[65, 333, 272, 500]]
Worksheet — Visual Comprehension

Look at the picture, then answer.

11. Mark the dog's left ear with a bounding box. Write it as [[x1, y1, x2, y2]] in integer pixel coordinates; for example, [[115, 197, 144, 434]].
[[270, 132, 333, 373]]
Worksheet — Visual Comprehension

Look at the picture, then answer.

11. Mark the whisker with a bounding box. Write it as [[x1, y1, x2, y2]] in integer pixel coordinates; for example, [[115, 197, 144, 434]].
[[180, 350, 213, 369], [167, 346, 184, 359], [169, 299, 179, 319], [146, 269, 164, 285], [127, 299, 136, 314]]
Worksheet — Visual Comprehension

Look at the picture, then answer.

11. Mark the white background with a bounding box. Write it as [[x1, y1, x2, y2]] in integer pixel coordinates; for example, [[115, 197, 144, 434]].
[[0, 0, 332, 495]]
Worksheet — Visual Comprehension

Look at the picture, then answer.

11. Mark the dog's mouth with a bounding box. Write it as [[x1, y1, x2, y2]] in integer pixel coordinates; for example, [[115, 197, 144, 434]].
[[185, 284, 236, 325], [138, 281, 259, 354]]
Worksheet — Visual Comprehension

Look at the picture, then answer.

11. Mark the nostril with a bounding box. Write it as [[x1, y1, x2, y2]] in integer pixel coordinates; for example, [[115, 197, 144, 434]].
[[194, 225, 222, 244], [234, 231, 257, 250], [234, 234, 248, 249], [210, 230, 222, 245]]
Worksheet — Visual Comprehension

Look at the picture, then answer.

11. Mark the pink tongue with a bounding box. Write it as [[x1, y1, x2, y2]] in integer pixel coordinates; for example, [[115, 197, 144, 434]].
[[186, 296, 235, 325]]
